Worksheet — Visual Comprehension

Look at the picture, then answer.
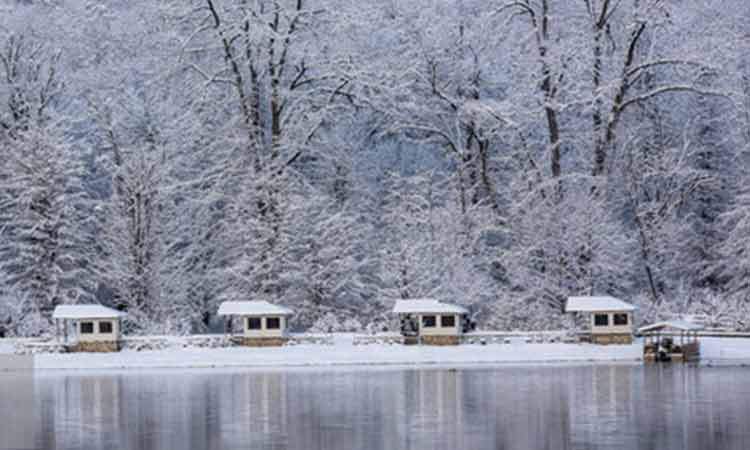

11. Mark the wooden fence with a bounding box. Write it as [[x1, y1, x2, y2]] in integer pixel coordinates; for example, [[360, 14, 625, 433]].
[[288, 333, 335, 345], [13, 339, 66, 355], [352, 331, 573, 346], [461, 330, 571, 345], [353, 333, 405, 346]]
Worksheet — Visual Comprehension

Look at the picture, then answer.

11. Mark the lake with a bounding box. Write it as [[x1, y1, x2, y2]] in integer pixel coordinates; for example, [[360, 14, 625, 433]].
[[2, 364, 750, 450]]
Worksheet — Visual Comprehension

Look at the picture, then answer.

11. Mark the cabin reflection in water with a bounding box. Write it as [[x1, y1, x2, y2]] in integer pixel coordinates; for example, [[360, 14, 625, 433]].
[[570, 365, 637, 448], [406, 370, 465, 447], [38, 375, 123, 449], [37, 374, 222, 450], [220, 373, 289, 447]]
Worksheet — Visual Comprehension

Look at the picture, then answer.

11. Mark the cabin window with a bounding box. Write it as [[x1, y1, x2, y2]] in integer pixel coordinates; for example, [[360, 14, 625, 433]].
[[98, 322, 113, 334], [613, 314, 629, 326], [247, 317, 262, 330], [441, 315, 456, 328], [422, 315, 437, 328], [80, 322, 94, 334], [266, 317, 281, 329], [594, 314, 609, 327]]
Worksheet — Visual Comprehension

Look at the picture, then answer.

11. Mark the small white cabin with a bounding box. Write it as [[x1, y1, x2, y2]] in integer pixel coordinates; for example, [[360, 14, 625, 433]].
[[218, 301, 293, 346], [565, 296, 636, 345], [52, 304, 126, 352], [392, 299, 468, 345]]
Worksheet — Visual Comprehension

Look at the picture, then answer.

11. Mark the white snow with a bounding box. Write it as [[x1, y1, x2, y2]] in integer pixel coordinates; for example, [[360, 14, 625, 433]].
[[33, 336, 642, 370], [700, 337, 750, 361], [565, 296, 636, 313], [392, 299, 468, 315], [52, 304, 126, 320], [13, 334, 750, 371], [637, 320, 704, 333], [217, 301, 293, 316], [0, 339, 15, 354]]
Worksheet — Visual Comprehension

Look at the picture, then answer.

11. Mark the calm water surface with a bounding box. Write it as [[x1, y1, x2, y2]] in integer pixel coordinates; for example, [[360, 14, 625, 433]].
[[2, 364, 750, 450]]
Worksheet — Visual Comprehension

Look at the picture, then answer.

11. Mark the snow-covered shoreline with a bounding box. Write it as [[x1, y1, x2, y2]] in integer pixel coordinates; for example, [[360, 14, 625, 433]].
[[0, 339, 15, 355], [31, 337, 644, 371], [3, 336, 750, 372], [699, 337, 750, 361]]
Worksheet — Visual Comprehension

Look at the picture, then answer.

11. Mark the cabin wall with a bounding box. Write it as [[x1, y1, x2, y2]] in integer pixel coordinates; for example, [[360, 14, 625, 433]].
[[591, 334, 633, 345], [70, 341, 121, 352], [234, 337, 289, 347], [75, 319, 120, 343], [242, 316, 288, 338], [590, 311, 633, 335], [418, 314, 461, 337], [421, 335, 461, 345]]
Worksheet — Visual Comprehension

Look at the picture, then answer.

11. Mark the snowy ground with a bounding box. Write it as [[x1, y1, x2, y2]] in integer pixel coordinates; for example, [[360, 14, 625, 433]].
[[32, 335, 642, 371], [1, 335, 749, 371], [0, 339, 15, 354], [701, 337, 750, 361]]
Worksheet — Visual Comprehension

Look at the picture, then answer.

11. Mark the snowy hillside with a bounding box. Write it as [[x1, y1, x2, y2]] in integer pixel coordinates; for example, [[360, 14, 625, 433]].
[[0, 1, 749, 336]]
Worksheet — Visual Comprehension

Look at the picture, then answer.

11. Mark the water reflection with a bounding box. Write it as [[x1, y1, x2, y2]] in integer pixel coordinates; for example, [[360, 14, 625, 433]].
[[0, 372, 36, 450], [4, 365, 750, 450]]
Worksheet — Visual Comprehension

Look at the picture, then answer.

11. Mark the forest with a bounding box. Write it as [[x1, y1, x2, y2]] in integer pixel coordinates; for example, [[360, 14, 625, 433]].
[[0, 0, 749, 336]]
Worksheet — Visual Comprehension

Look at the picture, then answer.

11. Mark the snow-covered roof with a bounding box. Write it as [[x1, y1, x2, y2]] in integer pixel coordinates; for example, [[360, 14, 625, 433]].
[[52, 304, 126, 320], [565, 296, 636, 313], [217, 301, 293, 317], [392, 299, 468, 315], [638, 320, 704, 334]]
